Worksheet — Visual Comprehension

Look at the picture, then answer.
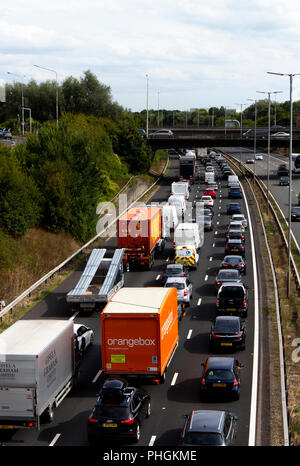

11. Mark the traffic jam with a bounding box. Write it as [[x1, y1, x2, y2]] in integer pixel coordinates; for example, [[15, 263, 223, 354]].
[[0, 148, 256, 447]]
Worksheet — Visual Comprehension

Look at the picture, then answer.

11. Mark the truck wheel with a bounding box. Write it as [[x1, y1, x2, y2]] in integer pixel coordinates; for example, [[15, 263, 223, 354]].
[[159, 372, 166, 384], [146, 401, 151, 418], [42, 405, 54, 423]]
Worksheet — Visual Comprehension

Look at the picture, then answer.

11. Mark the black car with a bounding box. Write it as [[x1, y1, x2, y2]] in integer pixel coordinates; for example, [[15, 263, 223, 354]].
[[161, 263, 189, 282], [179, 409, 237, 446], [200, 357, 241, 399], [215, 269, 242, 289], [226, 229, 245, 242], [279, 176, 290, 186], [209, 316, 246, 352], [87, 378, 150, 443], [291, 206, 300, 221], [220, 255, 246, 275], [277, 164, 288, 177], [216, 282, 248, 316], [225, 239, 245, 257]]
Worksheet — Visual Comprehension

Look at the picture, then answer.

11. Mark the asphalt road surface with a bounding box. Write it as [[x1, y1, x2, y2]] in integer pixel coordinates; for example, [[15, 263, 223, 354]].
[[0, 154, 258, 447]]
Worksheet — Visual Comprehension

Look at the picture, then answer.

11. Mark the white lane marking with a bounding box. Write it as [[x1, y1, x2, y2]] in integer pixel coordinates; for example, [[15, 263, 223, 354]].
[[92, 370, 102, 383], [215, 231, 218, 235], [187, 329, 193, 340], [204, 275, 208, 281], [217, 221, 219, 225], [197, 298, 202, 306], [166, 257, 169, 262], [49, 433, 61, 447], [69, 311, 79, 321], [149, 436, 156, 446], [209, 257, 212, 261], [156, 274, 160, 280], [212, 243, 215, 247], [171, 372, 178, 386]]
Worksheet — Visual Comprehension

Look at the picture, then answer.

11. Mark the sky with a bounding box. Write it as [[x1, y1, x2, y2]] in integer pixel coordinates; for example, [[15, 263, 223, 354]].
[[1, 0, 300, 112]]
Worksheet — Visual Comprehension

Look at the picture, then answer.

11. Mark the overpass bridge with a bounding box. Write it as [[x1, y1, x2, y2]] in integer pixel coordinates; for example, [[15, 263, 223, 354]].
[[147, 127, 300, 152]]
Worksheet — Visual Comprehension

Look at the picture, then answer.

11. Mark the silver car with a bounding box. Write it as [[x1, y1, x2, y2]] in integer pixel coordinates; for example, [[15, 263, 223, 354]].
[[231, 214, 248, 229], [165, 277, 193, 306]]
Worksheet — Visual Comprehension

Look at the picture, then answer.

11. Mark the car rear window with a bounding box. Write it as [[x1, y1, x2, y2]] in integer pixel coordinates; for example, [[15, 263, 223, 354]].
[[214, 320, 240, 333], [219, 287, 244, 298], [206, 369, 234, 380], [218, 271, 239, 280], [166, 283, 185, 290], [95, 406, 128, 419]]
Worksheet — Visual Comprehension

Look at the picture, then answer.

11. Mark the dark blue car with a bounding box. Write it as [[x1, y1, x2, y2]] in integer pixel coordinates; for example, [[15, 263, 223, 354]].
[[228, 187, 242, 199], [200, 357, 241, 400], [226, 203, 241, 215]]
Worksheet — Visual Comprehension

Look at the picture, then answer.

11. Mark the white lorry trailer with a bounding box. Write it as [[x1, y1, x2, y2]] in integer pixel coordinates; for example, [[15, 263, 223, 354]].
[[0, 319, 80, 430]]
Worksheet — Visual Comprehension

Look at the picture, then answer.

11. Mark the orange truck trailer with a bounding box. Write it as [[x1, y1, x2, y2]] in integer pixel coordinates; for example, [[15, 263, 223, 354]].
[[101, 287, 178, 384], [117, 206, 165, 270]]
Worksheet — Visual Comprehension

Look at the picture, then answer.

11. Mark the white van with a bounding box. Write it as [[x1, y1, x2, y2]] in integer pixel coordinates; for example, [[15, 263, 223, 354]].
[[205, 172, 215, 184], [168, 195, 186, 219], [174, 223, 202, 251], [228, 175, 239, 187], [148, 203, 179, 238], [171, 182, 189, 200]]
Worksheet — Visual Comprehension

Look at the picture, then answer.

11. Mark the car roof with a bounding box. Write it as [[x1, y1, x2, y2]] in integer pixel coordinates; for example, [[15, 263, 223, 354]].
[[215, 315, 240, 323], [219, 281, 245, 288], [188, 410, 226, 433]]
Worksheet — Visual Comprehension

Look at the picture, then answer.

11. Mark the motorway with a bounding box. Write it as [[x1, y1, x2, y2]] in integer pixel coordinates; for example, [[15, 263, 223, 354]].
[[216, 146, 300, 248], [0, 153, 258, 447]]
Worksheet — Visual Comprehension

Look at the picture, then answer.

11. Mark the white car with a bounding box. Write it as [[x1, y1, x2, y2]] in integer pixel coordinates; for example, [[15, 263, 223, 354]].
[[164, 277, 193, 305], [255, 154, 263, 160], [201, 195, 214, 207], [231, 214, 248, 228], [74, 323, 94, 352], [272, 132, 290, 138], [228, 220, 245, 232]]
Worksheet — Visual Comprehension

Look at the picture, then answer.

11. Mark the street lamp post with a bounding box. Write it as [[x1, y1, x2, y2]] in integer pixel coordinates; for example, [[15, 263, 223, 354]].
[[33, 64, 58, 127], [7, 71, 25, 136], [247, 98, 257, 176], [256, 90, 282, 212], [235, 103, 247, 169], [268, 71, 300, 298], [146, 74, 149, 137]]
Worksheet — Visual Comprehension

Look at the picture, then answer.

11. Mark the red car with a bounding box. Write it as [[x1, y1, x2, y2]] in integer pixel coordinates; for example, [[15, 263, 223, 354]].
[[203, 188, 216, 199]]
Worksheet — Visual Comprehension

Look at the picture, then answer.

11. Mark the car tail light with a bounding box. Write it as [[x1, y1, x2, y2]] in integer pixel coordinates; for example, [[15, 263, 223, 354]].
[[233, 378, 239, 387], [217, 281, 222, 286], [184, 289, 188, 296], [121, 417, 135, 425], [211, 333, 221, 340], [201, 377, 206, 386], [24, 421, 37, 427], [243, 300, 247, 308], [236, 333, 243, 339], [173, 242, 176, 248], [216, 299, 219, 306], [88, 417, 98, 423]]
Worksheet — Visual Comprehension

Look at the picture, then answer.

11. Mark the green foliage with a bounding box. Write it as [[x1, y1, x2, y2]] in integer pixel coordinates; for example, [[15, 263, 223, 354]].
[[14, 113, 130, 243], [113, 114, 153, 173], [0, 146, 41, 236]]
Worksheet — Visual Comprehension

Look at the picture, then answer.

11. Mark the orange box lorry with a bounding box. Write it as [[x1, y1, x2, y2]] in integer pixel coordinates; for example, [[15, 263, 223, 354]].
[[117, 206, 164, 270], [101, 287, 178, 384]]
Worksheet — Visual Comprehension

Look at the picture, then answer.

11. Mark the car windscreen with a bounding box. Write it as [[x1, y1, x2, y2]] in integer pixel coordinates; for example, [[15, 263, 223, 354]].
[[184, 432, 223, 446], [219, 287, 244, 298]]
